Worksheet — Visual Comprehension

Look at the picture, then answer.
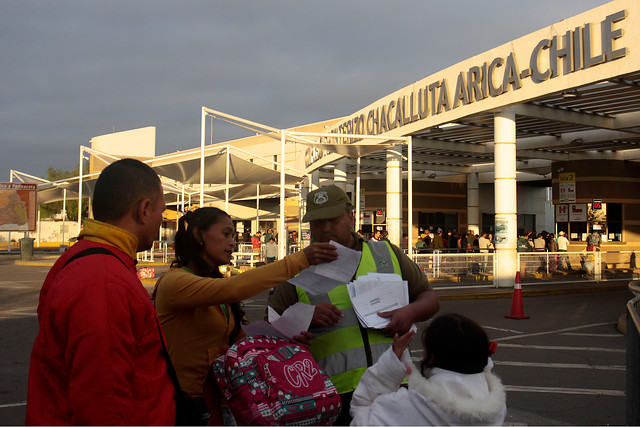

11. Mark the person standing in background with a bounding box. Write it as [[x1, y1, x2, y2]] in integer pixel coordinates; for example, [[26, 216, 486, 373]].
[[265, 237, 278, 263], [557, 231, 571, 271]]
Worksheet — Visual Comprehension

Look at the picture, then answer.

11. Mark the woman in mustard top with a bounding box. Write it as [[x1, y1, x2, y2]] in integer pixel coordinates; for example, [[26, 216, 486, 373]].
[[153, 207, 336, 403]]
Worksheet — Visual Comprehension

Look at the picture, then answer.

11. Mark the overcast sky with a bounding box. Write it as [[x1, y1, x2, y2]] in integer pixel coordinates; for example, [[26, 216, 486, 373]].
[[1, 0, 607, 180]]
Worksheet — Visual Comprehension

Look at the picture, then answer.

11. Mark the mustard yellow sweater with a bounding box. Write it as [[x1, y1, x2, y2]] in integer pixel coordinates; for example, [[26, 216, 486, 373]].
[[154, 250, 309, 397]]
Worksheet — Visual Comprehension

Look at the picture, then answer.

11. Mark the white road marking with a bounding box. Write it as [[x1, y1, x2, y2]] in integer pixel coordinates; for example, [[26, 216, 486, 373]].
[[493, 322, 614, 343], [0, 309, 37, 318], [498, 343, 624, 353], [505, 385, 624, 397], [0, 283, 40, 289], [0, 401, 27, 409], [560, 332, 622, 337], [0, 280, 43, 284], [494, 360, 625, 371], [483, 326, 524, 334]]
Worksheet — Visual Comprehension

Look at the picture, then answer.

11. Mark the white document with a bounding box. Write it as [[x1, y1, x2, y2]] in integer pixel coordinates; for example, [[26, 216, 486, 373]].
[[313, 240, 362, 283], [242, 302, 315, 341], [288, 268, 344, 296], [268, 302, 315, 338], [351, 289, 401, 329], [241, 321, 289, 341], [347, 274, 410, 329], [289, 240, 362, 295]]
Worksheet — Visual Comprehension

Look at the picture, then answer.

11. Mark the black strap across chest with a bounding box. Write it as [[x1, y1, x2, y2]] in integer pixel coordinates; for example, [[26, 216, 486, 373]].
[[61, 246, 185, 394]]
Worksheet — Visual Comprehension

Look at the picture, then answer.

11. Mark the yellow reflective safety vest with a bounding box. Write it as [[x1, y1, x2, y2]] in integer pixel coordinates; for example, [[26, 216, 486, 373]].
[[296, 240, 402, 395]]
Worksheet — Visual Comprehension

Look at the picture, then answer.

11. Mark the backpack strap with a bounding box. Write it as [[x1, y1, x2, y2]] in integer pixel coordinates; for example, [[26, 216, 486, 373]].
[[61, 246, 184, 394], [63, 246, 128, 269]]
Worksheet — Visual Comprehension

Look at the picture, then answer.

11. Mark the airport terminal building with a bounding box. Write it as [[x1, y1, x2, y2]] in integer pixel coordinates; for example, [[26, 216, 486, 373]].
[[8, 0, 640, 286]]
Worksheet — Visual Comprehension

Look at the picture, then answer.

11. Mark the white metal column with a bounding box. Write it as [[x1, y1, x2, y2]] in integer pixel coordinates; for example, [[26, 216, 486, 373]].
[[494, 110, 518, 288], [355, 157, 361, 233], [334, 158, 347, 190], [311, 171, 320, 190], [77, 148, 84, 235], [225, 146, 230, 212], [200, 107, 206, 207], [279, 132, 287, 258], [467, 172, 480, 235], [408, 137, 413, 253], [255, 185, 260, 234], [386, 146, 402, 246], [61, 189, 67, 245]]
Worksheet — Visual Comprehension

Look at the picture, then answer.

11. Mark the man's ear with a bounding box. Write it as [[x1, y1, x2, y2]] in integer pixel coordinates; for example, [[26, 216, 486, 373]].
[[347, 209, 355, 227], [135, 198, 153, 225]]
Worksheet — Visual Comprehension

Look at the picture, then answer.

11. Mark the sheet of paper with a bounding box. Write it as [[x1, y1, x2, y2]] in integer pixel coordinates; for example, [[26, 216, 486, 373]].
[[313, 240, 362, 283], [346, 274, 410, 329], [357, 273, 403, 282], [351, 289, 401, 329], [244, 303, 315, 341], [242, 321, 289, 341], [288, 268, 344, 296], [269, 302, 315, 339]]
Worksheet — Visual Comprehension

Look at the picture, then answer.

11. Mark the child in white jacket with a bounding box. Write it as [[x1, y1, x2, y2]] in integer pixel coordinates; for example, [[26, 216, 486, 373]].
[[350, 313, 507, 426]]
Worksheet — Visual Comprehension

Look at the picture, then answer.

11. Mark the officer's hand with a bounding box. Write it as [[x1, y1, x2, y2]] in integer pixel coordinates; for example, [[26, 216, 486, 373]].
[[378, 305, 415, 336], [303, 243, 338, 265], [311, 302, 343, 328]]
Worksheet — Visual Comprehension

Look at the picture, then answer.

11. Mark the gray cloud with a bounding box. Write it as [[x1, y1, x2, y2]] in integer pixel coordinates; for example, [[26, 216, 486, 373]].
[[0, 0, 606, 179]]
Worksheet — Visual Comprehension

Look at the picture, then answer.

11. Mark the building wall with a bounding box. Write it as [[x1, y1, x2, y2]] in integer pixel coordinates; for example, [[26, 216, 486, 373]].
[[552, 159, 640, 250]]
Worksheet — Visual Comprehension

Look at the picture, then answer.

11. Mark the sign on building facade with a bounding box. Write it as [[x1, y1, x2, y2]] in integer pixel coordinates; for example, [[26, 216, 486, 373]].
[[0, 183, 37, 232]]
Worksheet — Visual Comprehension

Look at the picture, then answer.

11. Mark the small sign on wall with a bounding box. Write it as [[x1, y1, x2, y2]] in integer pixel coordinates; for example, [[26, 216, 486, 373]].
[[494, 215, 515, 248], [559, 172, 576, 203], [569, 204, 587, 222], [556, 204, 569, 222]]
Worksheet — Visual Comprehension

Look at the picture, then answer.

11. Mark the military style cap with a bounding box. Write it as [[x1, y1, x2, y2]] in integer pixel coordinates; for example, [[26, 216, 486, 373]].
[[302, 185, 350, 222]]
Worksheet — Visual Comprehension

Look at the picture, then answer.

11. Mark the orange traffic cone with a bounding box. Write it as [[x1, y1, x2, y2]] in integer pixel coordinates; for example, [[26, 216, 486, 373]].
[[505, 271, 529, 319]]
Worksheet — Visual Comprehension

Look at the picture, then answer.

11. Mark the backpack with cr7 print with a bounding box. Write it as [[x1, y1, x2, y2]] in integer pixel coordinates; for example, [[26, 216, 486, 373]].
[[211, 335, 341, 425]]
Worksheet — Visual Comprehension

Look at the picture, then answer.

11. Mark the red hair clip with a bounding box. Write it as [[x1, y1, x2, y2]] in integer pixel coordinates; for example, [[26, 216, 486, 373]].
[[488, 341, 498, 357]]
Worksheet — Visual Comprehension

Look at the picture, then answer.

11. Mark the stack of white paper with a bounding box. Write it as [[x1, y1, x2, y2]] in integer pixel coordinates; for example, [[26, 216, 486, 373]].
[[347, 273, 409, 329]]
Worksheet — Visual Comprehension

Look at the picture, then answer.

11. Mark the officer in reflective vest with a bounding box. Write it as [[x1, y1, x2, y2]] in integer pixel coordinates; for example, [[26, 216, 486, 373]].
[[268, 185, 440, 425]]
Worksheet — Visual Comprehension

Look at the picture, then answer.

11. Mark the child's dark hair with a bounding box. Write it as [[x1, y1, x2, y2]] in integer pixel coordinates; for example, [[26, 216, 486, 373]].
[[421, 313, 489, 375], [172, 207, 246, 344]]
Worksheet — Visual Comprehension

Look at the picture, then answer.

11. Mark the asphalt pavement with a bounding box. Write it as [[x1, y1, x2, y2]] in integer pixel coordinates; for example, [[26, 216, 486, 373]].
[[0, 251, 634, 425]]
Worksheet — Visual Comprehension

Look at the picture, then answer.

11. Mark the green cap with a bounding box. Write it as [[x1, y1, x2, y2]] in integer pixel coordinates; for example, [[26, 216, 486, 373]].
[[302, 185, 351, 222]]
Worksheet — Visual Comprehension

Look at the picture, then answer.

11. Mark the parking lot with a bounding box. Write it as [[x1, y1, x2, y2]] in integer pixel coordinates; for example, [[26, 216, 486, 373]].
[[0, 256, 632, 425]]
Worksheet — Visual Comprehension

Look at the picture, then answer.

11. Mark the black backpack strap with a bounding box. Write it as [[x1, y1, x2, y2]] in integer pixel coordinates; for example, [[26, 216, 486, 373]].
[[61, 246, 184, 394], [155, 316, 185, 393], [63, 246, 128, 269]]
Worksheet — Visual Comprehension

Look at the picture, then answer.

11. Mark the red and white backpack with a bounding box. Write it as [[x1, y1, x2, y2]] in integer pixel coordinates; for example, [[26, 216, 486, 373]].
[[211, 335, 341, 425]]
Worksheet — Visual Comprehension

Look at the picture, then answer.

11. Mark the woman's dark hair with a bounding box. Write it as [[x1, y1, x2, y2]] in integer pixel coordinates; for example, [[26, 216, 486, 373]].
[[421, 313, 489, 375], [172, 207, 246, 344]]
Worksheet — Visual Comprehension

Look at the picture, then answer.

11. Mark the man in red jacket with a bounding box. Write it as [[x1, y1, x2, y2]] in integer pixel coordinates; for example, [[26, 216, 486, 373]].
[[26, 159, 175, 425]]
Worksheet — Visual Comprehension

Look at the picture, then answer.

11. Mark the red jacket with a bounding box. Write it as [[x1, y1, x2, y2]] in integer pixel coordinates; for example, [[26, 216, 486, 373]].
[[26, 237, 175, 425]]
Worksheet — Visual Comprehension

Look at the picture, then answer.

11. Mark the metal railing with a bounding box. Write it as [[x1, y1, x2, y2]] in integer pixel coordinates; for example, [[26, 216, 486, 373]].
[[627, 280, 640, 425], [410, 250, 638, 287], [136, 240, 169, 263], [410, 251, 495, 285]]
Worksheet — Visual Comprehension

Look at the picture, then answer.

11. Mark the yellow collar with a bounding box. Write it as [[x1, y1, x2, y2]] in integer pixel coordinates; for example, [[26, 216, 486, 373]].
[[78, 219, 139, 260]]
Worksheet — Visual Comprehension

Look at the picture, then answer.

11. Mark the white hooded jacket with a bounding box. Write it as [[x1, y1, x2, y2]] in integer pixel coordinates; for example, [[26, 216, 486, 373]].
[[350, 347, 506, 426]]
